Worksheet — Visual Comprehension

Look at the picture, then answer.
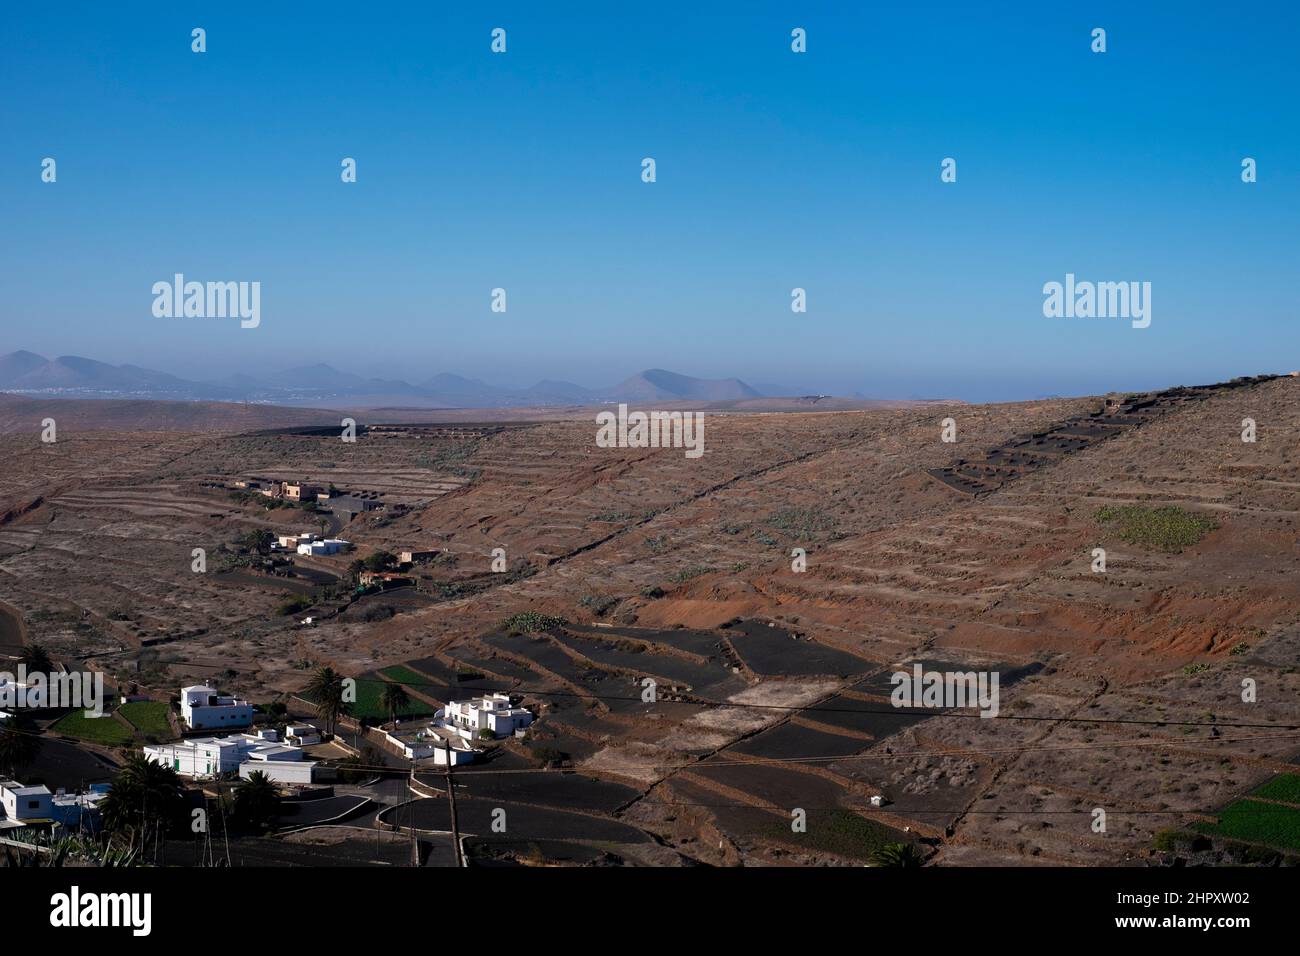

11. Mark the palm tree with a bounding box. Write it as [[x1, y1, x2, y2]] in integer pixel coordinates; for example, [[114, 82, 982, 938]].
[[101, 754, 186, 855], [870, 842, 923, 867], [380, 682, 410, 728], [17, 643, 53, 675], [242, 528, 273, 556], [233, 771, 279, 831], [304, 667, 345, 737], [0, 714, 41, 778]]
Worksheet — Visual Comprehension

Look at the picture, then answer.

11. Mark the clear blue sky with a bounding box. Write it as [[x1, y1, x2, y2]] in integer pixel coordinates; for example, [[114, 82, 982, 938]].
[[2, 2, 1297, 401]]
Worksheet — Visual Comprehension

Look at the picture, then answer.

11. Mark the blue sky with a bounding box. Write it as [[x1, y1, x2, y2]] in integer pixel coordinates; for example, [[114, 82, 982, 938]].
[[2, 2, 1297, 401]]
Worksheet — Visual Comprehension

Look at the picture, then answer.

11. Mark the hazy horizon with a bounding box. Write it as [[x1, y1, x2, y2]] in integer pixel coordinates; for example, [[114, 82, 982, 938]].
[[4, 4, 1298, 403], [3, 346, 1291, 406]]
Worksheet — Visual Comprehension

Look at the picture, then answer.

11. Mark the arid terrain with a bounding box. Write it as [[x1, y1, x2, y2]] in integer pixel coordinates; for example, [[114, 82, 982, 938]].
[[2, 375, 1299, 866]]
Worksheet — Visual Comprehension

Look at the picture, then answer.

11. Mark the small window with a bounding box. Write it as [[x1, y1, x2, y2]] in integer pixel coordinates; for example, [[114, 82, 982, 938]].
[[27, 800, 40, 810]]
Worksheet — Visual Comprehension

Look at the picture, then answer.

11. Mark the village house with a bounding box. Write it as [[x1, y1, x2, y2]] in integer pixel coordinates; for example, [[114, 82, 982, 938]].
[[296, 537, 350, 556], [439, 693, 534, 740], [180, 684, 254, 731], [143, 729, 317, 785], [281, 481, 321, 502], [0, 779, 52, 829], [0, 780, 110, 834], [283, 724, 322, 747], [319, 493, 381, 519]]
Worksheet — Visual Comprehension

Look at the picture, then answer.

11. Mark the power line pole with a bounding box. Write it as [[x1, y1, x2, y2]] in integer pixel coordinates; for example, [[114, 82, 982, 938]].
[[444, 737, 462, 867], [408, 764, 418, 867]]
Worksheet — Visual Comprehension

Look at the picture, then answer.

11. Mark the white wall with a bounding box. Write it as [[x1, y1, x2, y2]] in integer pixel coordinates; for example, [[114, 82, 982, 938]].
[[239, 761, 315, 785], [184, 703, 254, 731], [1, 786, 52, 821]]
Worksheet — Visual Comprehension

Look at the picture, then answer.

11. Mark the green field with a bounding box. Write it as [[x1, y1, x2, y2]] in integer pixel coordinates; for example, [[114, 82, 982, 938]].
[[1197, 799, 1300, 851], [117, 701, 174, 738], [1250, 773, 1300, 805], [50, 709, 134, 746], [378, 665, 430, 688], [352, 678, 432, 721], [298, 676, 434, 722]]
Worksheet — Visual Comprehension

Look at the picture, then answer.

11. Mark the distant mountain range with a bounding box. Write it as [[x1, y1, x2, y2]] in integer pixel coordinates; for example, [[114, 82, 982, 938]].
[[0, 351, 808, 409]]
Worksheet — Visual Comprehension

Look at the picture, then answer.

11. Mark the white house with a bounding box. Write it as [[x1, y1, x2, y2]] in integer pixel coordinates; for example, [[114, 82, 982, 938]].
[[180, 685, 254, 731], [284, 724, 322, 747], [440, 693, 533, 740], [0, 779, 53, 828], [143, 729, 317, 785], [296, 538, 349, 556]]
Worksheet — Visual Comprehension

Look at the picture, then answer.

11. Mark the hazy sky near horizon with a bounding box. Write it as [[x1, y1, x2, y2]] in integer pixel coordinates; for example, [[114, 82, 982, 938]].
[[2, 2, 1297, 401]]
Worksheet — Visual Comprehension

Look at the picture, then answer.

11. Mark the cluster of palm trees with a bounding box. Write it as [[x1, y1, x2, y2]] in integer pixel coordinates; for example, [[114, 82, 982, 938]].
[[100, 753, 188, 857]]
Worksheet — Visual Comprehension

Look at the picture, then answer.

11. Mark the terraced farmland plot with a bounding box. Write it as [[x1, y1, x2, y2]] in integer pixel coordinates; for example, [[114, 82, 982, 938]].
[[441, 652, 543, 684], [654, 771, 912, 864], [1197, 800, 1300, 852], [549, 631, 730, 689], [449, 770, 640, 814], [723, 620, 873, 677], [731, 719, 872, 761], [803, 696, 935, 739]]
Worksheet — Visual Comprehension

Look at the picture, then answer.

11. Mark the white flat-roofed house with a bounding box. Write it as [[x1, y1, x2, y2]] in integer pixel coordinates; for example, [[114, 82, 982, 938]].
[[144, 737, 244, 777], [0, 779, 53, 828], [284, 724, 322, 747], [143, 729, 317, 785], [440, 693, 533, 740], [180, 685, 254, 731], [296, 538, 349, 556]]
